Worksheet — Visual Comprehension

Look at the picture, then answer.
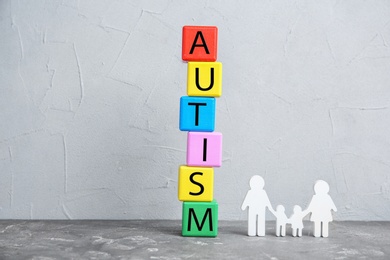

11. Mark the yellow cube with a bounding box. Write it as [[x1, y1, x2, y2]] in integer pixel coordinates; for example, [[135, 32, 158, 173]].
[[187, 62, 222, 97], [178, 165, 214, 202]]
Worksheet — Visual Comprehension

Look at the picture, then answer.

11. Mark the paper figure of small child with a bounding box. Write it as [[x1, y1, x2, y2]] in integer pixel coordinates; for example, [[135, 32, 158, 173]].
[[289, 205, 306, 237], [305, 180, 337, 237], [241, 175, 275, 236], [274, 205, 289, 237]]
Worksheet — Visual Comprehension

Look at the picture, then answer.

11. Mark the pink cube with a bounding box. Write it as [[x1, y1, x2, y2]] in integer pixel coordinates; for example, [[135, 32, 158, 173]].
[[187, 132, 222, 167]]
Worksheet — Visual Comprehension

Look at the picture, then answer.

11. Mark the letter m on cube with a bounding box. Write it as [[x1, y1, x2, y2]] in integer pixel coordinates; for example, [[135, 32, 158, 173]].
[[182, 200, 218, 237]]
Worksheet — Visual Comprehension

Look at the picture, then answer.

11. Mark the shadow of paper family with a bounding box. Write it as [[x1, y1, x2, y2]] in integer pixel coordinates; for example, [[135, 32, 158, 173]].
[[241, 175, 337, 238]]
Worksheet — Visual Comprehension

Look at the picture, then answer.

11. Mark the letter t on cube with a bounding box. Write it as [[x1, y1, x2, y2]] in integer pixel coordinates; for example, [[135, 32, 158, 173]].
[[179, 96, 215, 132]]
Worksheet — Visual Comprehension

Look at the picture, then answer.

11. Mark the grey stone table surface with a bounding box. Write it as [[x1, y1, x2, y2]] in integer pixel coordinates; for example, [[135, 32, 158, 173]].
[[0, 220, 388, 260]]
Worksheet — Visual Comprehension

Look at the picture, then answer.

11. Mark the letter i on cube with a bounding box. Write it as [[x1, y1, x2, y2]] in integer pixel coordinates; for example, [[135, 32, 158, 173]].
[[187, 132, 222, 167]]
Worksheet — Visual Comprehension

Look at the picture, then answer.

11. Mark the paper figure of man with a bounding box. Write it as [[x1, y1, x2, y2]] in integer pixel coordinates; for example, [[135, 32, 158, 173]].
[[241, 175, 275, 236]]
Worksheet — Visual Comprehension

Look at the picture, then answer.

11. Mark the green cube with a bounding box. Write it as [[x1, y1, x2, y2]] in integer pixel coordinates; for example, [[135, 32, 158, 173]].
[[182, 200, 218, 237]]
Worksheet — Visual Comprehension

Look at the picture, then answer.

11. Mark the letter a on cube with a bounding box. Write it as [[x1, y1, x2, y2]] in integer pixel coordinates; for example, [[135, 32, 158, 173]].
[[187, 132, 222, 167], [178, 165, 214, 202], [187, 62, 222, 97], [182, 200, 218, 237], [182, 26, 218, 62], [179, 96, 215, 132]]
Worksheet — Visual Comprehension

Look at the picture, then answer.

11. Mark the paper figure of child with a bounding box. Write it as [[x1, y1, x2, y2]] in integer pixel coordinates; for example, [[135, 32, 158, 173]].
[[289, 205, 306, 237], [241, 175, 275, 236], [305, 180, 337, 237], [274, 205, 289, 237]]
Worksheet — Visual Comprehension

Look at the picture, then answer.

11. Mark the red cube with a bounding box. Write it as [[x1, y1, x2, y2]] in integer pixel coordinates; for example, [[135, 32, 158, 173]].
[[182, 26, 218, 62]]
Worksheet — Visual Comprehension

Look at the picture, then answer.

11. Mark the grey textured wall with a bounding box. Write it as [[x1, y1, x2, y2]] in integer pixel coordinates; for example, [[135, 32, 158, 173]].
[[1, 0, 390, 220]]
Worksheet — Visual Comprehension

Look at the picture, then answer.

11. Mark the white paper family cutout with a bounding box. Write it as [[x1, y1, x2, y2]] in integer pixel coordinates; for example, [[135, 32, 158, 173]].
[[241, 176, 337, 237]]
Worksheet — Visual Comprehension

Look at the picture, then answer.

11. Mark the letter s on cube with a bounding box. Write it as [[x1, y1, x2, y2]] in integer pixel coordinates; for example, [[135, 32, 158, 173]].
[[178, 165, 214, 202]]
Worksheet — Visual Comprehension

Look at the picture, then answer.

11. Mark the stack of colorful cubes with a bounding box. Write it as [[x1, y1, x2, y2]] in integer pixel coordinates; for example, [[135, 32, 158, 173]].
[[178, 25, 223, 237]]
